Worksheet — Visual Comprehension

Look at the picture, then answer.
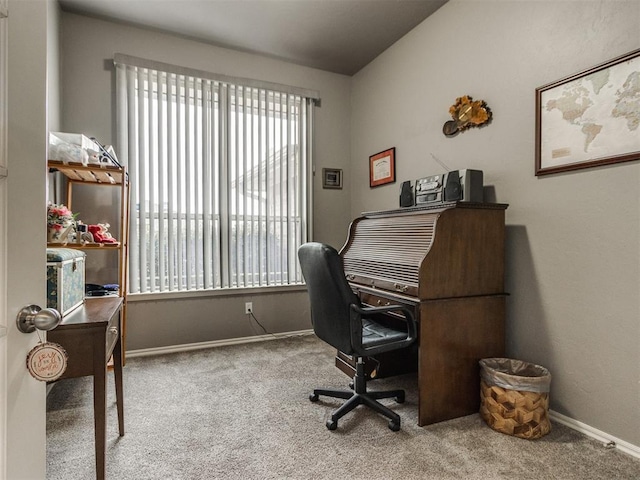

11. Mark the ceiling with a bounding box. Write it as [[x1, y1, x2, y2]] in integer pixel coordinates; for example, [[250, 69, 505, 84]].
[[58, 0, 447, 76]]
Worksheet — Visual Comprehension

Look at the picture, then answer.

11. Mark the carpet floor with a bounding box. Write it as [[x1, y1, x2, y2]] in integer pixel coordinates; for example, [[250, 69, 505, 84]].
[[47, 334, 640, 479]]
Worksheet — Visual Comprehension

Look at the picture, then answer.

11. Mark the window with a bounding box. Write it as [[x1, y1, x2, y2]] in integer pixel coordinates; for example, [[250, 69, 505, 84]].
[[115, 55, 317, 294]]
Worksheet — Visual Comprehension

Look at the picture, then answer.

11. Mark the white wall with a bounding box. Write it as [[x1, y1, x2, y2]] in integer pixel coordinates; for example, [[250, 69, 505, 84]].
[[60, 13, 352, 349], [351, 0, 640, 447]]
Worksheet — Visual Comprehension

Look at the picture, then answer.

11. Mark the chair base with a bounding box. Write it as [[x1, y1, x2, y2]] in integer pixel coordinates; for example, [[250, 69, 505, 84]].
[[309, 358, 405, 431]]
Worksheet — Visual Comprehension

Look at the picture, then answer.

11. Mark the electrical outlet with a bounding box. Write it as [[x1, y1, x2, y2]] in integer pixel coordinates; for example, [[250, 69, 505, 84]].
[[245, 302, 253, 314]]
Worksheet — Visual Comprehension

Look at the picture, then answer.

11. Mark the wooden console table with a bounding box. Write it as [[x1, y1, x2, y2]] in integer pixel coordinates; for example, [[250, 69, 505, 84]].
[[48, 296, 125, 480]]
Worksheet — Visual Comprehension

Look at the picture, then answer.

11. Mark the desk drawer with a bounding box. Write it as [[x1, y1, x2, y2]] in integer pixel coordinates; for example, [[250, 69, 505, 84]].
[[360, 291, 395, 307], [358, 291, 418, 320], [335, 347, 418, 380], [106, 311, 120, 360]]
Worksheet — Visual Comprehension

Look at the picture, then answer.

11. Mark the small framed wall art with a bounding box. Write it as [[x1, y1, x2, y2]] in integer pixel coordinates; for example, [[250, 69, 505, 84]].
[[535, 48, 640, 176], [322, 168, 343, 189], [369, 147, 396, 188]]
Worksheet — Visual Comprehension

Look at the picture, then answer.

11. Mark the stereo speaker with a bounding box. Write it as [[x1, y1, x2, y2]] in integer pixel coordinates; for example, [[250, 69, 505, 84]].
[[444, 170, 461, 202], [399, 181, 414, 207]]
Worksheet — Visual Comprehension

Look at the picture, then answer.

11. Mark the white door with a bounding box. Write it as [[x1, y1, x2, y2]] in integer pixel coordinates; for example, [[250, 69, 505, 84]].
[[2, 1, 51, 479], [0, 1, 7, 475]]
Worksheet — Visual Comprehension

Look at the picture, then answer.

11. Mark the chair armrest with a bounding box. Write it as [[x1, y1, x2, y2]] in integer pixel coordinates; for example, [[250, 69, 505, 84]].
[[349, 303, 417, 357], [355, 304, 418, 342]]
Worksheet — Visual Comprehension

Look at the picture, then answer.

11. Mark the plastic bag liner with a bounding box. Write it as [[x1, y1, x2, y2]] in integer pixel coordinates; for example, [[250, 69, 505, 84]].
[[479, 358, 551, 393]]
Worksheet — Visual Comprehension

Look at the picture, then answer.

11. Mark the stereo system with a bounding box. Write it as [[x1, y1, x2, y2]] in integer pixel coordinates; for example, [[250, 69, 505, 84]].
[[414, 169, 483, 206]]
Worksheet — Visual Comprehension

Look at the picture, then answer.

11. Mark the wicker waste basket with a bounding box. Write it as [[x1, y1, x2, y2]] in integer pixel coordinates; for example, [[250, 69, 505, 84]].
[[479, 358, 551, 440]]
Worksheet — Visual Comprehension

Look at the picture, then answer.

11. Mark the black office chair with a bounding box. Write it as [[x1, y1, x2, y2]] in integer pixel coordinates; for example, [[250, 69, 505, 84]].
[[298, 242, 417, 431]]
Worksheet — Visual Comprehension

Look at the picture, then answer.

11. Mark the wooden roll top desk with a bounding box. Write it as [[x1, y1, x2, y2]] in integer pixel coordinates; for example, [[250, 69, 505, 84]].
[[339, 202, 508, 426]]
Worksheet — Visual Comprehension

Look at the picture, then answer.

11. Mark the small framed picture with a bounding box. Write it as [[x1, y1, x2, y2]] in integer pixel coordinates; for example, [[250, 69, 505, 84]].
[[322, 168, 343, 189], [369, 147, 396, 188]]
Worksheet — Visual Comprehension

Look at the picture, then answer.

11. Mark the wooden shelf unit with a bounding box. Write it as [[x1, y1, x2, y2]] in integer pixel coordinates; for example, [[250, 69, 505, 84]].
[[48, 160, 130, 358], [48, 160, 126, 187]]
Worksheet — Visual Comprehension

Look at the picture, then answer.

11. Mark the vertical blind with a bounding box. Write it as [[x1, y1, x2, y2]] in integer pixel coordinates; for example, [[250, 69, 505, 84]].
[[115, 55, 317, 294]]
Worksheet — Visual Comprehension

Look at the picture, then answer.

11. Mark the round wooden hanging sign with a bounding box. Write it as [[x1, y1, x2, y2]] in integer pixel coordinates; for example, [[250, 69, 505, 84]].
[[26, 342, 68, 382]]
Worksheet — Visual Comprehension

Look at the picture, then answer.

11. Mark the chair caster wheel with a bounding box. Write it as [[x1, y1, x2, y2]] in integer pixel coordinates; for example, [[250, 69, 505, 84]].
[[326, 419, 338, 430], [348, 381, 354, 390], [395, 392, 405, 403], [309, 393, 319, 402], [388, 420, 400, 432]]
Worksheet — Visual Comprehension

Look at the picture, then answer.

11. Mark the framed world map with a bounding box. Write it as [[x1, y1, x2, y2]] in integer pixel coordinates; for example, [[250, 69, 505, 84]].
[[535, 48, 640, 176]]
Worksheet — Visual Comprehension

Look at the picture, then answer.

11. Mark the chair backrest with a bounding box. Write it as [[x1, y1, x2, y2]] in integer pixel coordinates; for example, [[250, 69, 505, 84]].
[[298, 242, 360, 355]]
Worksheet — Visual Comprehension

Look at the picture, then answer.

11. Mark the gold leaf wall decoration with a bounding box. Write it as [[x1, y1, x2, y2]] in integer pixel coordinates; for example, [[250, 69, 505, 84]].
[[443, 96, 492, 137]]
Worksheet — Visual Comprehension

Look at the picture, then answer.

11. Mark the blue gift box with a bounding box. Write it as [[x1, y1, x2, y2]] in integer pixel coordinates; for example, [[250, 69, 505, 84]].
[[46, 248, 85, 316]]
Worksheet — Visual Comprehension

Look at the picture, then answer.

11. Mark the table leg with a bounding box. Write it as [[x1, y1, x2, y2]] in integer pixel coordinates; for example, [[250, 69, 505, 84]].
[[113, 323, 125, 436], [93, 355, 106, 480]]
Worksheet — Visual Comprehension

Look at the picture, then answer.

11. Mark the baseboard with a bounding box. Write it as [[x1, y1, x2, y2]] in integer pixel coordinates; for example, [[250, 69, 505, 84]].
[[550, 410, 640, 459], [126, 329, 315, 358]]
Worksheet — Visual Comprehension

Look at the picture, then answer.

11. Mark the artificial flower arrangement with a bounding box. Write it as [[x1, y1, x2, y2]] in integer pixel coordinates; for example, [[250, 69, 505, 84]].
[[47, 203, 77, 243]]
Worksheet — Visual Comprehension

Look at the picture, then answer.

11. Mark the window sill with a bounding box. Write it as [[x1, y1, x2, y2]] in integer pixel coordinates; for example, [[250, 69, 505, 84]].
[[126, 284, 307, 302]]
